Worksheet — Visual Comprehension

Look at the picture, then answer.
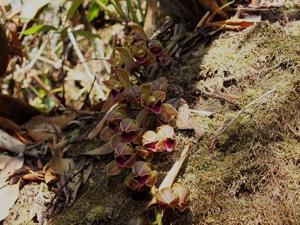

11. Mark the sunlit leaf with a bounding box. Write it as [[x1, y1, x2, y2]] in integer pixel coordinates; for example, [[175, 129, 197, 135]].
[[87, 2, 101, 21], [67, 0, 83, 19], [73, 30, 100, 39], [22, 24, 57, 35]]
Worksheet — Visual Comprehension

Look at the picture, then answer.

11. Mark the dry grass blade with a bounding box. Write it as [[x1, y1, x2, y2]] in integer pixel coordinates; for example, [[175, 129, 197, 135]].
[[159, 145, 189, 190], [144, 0, 157, 37], [67, 28, 105, 100], [84, 142, 114, 155], [87, 103, 118, 140]]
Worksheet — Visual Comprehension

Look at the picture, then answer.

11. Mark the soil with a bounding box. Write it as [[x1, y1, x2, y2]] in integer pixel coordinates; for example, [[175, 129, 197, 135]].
[[5, 3, 300, 225]]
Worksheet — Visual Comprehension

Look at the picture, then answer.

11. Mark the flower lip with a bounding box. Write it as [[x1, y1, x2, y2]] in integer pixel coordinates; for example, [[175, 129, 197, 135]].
[[144, 141, 159, 152], [135, 175, 148, 185], [111, 88, 123, 98], [108, 120, 120, 132], [135, 54, 149, 65], [164, 138, 176, 151], [150, 101, 162, 114], [121, 131, 136, 143], [115, 155, 131, 168], [150, 46, 162, 57]]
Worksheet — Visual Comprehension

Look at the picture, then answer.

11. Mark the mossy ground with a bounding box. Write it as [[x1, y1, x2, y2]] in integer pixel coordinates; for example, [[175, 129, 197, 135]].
[[52, 21, 300, 225]]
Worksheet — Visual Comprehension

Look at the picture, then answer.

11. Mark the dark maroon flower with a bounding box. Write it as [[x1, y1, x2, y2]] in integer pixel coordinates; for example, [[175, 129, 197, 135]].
[[114, 143, 136, 168], [124, 161, 157, 191]]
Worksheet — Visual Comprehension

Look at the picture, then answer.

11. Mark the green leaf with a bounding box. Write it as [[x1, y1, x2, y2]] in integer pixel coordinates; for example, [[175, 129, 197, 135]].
[[73, 30, 100, 39], [67, 0, 83, 19], [87, 2, 101, 22], [22, 25, 57, 35]]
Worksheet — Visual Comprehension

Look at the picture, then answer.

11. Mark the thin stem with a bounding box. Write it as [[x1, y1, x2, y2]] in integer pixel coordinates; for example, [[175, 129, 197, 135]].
[[136, 0, 145, 22], [126, 0, 139, 23], [111, 0, 129, 22]]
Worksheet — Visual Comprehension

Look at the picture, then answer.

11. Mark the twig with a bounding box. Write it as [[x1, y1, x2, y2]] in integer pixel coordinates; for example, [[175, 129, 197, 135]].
[[190, 109, 214, 117], [32, 75, 65, 108], [93, 39, 111, 73], [67, 29, 105, 99], [21, 42, 46, 74], [211, 88, 277, 140], [195, 11, 210, 30], [37, 56, 72, 72], [197, 86, 238, 104]]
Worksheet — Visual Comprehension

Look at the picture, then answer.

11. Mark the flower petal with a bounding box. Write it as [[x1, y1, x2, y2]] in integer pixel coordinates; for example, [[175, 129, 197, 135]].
[[136, 146, 152, 159], [159, 103, 178, 123], [155, 187, 179, 207], [132, 161, 152, 177], [106, 160, 122, 176], [100, 126, 115, 141]]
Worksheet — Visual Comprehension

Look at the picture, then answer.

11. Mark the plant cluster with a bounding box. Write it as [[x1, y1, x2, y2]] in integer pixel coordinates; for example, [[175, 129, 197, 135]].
[[99, 24, 189, 210]]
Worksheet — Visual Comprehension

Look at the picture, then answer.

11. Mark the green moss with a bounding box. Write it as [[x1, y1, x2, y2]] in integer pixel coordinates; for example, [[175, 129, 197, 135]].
[[183, 22, 300, 225]]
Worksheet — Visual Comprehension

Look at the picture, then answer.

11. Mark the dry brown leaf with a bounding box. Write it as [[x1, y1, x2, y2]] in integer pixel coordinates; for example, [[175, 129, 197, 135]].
[[84, 142, 114, 156], [87, 116, 107, 140], [0, 182, 20, 221], [67, 174, 81, 205], [0, 155, 12, 171], [87, 103, 119, 140], [22, 115, 62, 142], [176, 103, 192, 130], [46, 112, 76, 130], [26, 130, 56, 142], [0, 156, 24, 187], [0, 117, 21, 132], [176, 103, 205, 138], [82, 164, 93, 183], [44, 169, 58, 184], [48, 138, 74, 175], [0, 129, 26, 154]]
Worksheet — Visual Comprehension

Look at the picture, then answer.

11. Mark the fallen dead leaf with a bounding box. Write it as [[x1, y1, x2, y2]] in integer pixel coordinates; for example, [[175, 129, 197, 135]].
[[84, 142, 114, 155], [176, 103, 192, 130], [44, 169, 58, 184], [46, 112, 77, 130], [176, 103, 205, 138], [0, 182, 20, 221], [82, 163, 93, 183], [0, 129, 26, 154], [47, 137, 74, 175], [0, 154, 12, 171], [22, 113, 76, 142], [0, 156, 24, 187], [0, 117, 21, 132], [22, 115, 61, 142]]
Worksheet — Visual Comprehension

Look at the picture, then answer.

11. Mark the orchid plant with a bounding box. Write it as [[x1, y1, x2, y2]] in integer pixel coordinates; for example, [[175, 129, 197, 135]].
[[99, 24, 189, 215]]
